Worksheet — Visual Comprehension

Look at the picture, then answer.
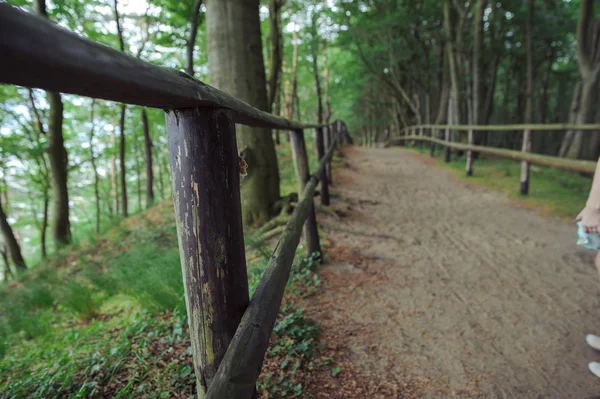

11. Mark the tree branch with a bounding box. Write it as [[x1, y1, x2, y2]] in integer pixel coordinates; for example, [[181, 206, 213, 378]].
[[185, 0, 203, 77]]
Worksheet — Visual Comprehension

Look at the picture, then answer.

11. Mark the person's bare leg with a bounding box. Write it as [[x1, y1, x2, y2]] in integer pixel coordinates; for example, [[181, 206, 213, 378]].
[[587, 252, 600, 377]]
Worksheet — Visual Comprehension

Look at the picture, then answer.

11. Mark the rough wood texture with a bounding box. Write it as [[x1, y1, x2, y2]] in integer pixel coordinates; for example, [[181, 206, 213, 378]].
[[466, 127, 474, 176], [391, 136, 597, 174], [206, 136, 337, 399], [315, 127, 330, 206], [0, 4, 326, 131], [323, 125, 332, 183], [289, 129, 321, 257], [166, 108, 249, 398]]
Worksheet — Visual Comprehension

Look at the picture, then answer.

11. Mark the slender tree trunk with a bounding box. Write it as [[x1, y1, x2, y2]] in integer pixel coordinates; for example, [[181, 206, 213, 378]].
[[0, 175, 7, 209], [562, 0, 600, 159], [0, 245, 13, 281], [111, 131, 119, 216], [186, 0, 203, 76], [467, 0, 484, 174], [520, 0, 534, 195], [35, 0, 70, 248], [433, 44, 450, 155], [206, 0, 280, 226], [286, 30, 299, 125], [444, 0, 460, 125], [311, 15, 323, 124], [119, 104, 128, 217], [113, 0, 128, 217], [142, 108, 154, 207], [267, 0, 283, 113], [156, 146, 165, 200], [324, 44, 332, 123], [133, 124, 142, 211], [89, 100, 101, 234], [27, 90, 51, 256], [47, 92, 70, 246], [0, 196, 26, 272], [41, 193, 48, 258]]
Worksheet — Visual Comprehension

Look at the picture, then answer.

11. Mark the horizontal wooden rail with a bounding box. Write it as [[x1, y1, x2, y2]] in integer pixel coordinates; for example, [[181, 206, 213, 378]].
[[392, 136, 596, 174], [0, 4, 325, 131], [401, 123, 600, 132], [205, 135, 338, 399]]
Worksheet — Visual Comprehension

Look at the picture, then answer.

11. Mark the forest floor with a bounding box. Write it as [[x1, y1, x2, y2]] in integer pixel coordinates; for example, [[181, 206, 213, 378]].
[[306, 146, 600, 398]]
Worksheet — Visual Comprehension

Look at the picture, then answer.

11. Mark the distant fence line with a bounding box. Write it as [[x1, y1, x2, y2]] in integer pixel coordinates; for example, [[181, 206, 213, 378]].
[[391, 123, 599, 195]]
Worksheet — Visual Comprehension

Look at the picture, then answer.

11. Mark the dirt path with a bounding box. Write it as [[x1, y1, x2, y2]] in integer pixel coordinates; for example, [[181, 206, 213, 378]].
[[304, 147, 600, 398]]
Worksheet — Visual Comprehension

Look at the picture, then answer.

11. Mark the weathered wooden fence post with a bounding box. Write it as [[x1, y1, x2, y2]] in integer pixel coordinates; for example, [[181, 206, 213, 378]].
[[315, 127, 331, 206], [166, 108, 249, 398], [466, 126, 474, 176], [290, 129, 321, 258], [520, 127, 532, 195], [445, 97, 453, 163], [323, 125, 332, 184]]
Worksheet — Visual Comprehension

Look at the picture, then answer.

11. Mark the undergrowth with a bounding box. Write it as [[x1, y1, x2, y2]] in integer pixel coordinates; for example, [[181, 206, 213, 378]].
[[0, 139, 331, 398], [0, 231, 327, 398]]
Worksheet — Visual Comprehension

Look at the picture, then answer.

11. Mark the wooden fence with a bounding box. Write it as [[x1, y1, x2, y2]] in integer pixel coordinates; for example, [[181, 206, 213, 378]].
[[0, 4, 348, 398], [391, 124, 600, 194]]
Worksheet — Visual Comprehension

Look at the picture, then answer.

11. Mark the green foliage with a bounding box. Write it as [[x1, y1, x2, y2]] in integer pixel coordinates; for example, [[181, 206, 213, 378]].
[[89, 245, 184, 311], [0, 311, 196, 399], [290, 252, 321, 296], [56, 279, 102, 320], [257, 253, 325, 398]]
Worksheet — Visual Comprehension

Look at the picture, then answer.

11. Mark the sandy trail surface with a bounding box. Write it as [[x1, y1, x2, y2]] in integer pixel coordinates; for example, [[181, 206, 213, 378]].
[[304, 147, 600, 398]]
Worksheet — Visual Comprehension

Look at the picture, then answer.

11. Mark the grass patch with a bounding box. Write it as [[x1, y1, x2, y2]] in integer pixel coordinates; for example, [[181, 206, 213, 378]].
[[408, 145, 590, 218]]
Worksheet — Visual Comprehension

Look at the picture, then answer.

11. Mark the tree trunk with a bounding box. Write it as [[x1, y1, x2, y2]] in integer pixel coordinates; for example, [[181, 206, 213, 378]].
[[186, 0, 203, 77], [133, 122, 142, 211], [35, 0, 71, 247], [111, 130, 119, 216], [468, 0, 484, 175], [119, 104, 128, 217], [290, 129, 321, 258], [324, 44, 332, 123], [89, 100, 101, 234], [311, 14, 323, 124], [520, 0, 534, 195], [433, 44, 450, 155], [156, 146, 165, 200], [142, 108, 154, 207], [443, 0, 460, 125], [267, 0, 283, 113], [40, 193, 48, 258], [562, 0, 600, 159], [0, 196, 26, 272], [113, 0, 128, 216], [0, 245, 13, 281], [206, 0, 280, 226], [47, 91, 71, 246], [286, 30, 299, 124]]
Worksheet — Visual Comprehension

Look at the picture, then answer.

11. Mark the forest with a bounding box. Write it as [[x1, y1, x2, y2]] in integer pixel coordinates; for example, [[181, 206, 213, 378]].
[[1, 0, 600, 398]]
